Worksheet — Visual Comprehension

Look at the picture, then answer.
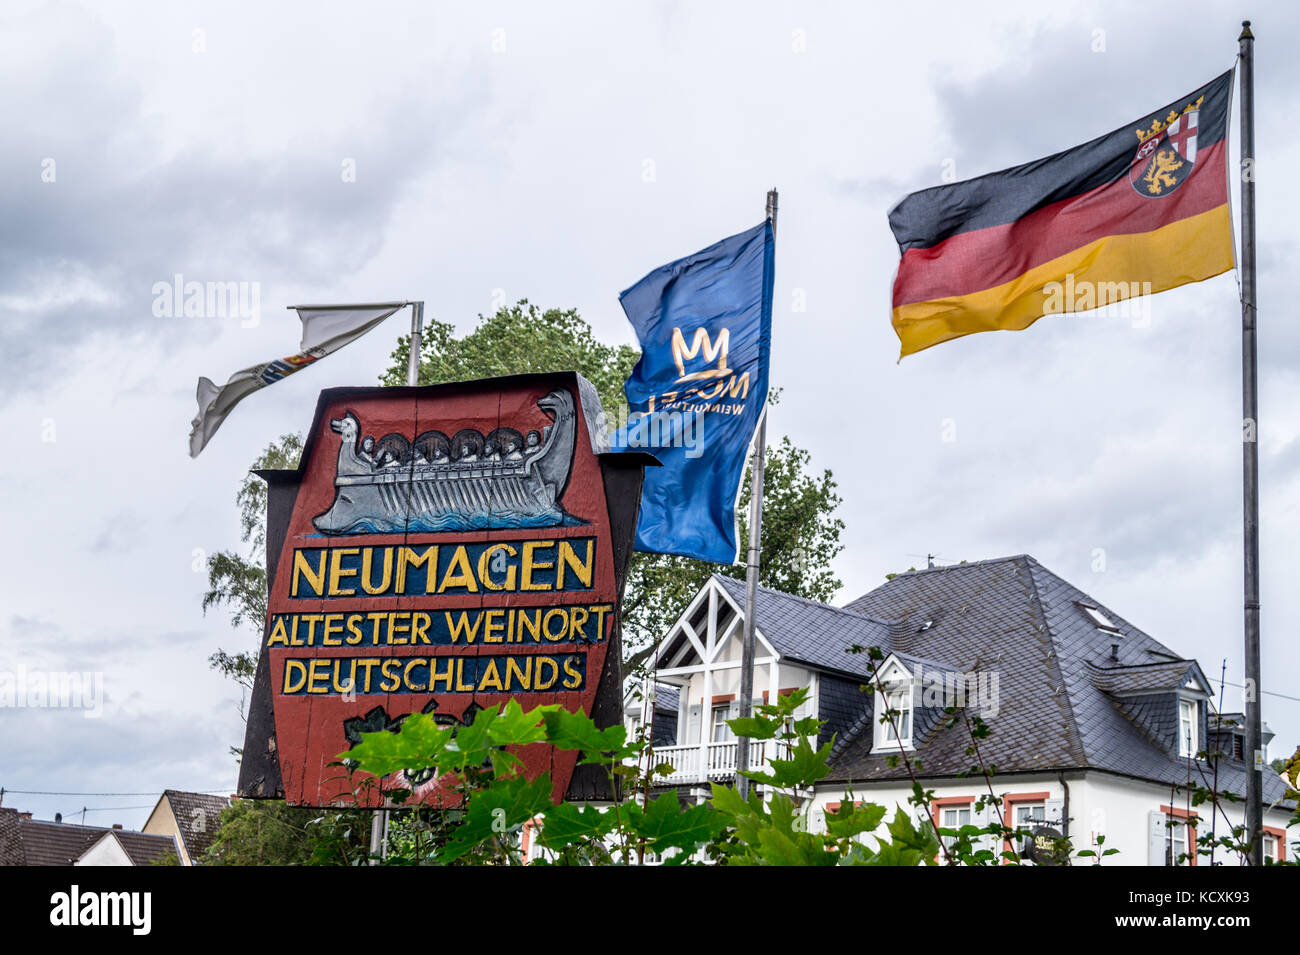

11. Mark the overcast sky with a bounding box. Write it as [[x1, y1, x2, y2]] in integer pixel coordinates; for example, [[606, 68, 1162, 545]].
[[3, 0, 1298, 829]]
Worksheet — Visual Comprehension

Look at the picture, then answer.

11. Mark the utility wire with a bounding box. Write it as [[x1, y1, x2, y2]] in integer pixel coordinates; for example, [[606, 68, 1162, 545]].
[[62, 804, 158, 813], [1217, 679, 1300, 705], [0, 788, 230, 797]]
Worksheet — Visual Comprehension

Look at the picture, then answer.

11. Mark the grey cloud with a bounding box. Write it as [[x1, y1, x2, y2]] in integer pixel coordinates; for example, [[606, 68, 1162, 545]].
[[0, 8, 497, 400]]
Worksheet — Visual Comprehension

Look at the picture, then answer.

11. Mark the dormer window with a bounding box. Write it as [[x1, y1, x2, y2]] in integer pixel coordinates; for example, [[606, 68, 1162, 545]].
[[873, 658, 914, 750], [883, 685, 912, 743], [1079, 603, 1121, 634], [1178, 698, 1199, 758]]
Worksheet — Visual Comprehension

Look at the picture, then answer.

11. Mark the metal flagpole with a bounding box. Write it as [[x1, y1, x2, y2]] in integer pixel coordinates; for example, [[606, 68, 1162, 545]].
[[1238, 21, 1263, 867], [736, 189, 777, 801], [369, 299, 424, 863], [407, 301, 425, 387]]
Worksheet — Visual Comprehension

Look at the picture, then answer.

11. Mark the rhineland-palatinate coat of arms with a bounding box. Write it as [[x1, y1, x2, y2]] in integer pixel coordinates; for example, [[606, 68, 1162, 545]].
[[1130, 95, 1203, 198]]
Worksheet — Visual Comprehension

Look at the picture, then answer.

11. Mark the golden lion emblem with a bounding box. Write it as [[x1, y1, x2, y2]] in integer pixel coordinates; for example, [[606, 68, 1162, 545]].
[[1142, 146, 1185, 195]]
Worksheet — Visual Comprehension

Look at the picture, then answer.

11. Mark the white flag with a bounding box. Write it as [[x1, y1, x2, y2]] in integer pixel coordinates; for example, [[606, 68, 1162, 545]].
[[189, 303, 406, 457]]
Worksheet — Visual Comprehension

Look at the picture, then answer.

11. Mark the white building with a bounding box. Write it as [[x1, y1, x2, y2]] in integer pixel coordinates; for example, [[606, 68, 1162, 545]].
[[628, 555, 1295, 865]]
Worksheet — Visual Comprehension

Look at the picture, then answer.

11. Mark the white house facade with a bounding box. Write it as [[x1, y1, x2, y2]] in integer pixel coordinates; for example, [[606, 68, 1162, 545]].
[[626, 556, 1295, 865]]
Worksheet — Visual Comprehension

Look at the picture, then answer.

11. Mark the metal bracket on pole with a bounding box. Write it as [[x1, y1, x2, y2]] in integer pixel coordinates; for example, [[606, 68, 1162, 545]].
[[407, 301, 425, 387], [736, 189, 777, 801]]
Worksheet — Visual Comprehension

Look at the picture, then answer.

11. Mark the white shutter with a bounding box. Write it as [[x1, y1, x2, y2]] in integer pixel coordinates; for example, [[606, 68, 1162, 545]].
[[1044, 798, 1065, 829], [973, 803, 997, 857], [686, 704, 702, 746], [1148, 811, 1169, 866]]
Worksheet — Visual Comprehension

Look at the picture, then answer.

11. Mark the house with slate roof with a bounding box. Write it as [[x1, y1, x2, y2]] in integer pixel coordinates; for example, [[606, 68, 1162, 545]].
[[141, 790, 231, 865], [627, 555, 1296, 865], [0, 808, 179, 866], [0, 789, 230, 866]]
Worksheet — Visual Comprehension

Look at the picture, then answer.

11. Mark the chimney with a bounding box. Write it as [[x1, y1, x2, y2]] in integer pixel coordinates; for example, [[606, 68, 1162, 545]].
[[1110, 643, 1119, 661], [54, 812, 62, 824], [111, 823, 123, 830]]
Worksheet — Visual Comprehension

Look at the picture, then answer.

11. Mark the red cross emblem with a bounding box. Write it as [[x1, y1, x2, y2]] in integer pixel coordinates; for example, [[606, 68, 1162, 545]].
[[1165, 110, 1198, 163]]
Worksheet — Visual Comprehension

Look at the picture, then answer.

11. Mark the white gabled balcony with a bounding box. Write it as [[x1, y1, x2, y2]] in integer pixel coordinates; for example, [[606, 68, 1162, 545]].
[[643, 740, 771, 785]]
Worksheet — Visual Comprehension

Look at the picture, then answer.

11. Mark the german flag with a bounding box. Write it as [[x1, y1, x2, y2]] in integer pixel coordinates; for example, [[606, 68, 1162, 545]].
[[889, 70, 1235, 358]]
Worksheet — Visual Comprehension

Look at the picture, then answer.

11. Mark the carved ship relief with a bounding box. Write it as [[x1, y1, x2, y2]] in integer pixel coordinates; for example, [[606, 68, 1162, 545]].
[[313, 388, 580, 535]]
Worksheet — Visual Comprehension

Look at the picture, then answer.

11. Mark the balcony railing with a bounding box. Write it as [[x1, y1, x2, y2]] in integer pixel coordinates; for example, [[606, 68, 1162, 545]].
[[642, 740, 772, 785]]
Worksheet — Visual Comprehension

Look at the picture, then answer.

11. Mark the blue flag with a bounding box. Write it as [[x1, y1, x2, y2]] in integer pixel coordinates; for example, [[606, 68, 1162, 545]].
[[616, 221, 775, 564]]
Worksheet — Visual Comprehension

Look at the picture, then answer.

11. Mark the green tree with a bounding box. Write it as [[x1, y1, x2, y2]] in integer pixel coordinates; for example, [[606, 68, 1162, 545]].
[[382, 300, 640, 415], [202, 433, 303, 695], [202, 800, 369, 866]]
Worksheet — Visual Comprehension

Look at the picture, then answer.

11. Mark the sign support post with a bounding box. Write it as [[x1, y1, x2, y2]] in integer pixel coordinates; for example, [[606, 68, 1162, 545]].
[[368, 297, 421, 862]]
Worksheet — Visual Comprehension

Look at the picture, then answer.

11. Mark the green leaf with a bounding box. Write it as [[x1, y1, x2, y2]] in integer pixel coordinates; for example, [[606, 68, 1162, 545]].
[[629, 796, 726, 856], [766, 793, 800, 834], [774, 686, 812, 713], [536, 801, 617, 849], [489, 700, 557, 747], [443, 704, 499, 772], [727, 716, 778, 740], [749, 826, 837, 866], [859, 841, 926, 866], [541, 708, 632, 763], [791, 717, 823, 736], [824, 801, 887, 840], [486, 749, 524, 778], [441, 773, 555, 863], [749, 738, 833, 789], [709, 781, 762, 819], [885, 805, 941, 858], [339, 713, 453, 779]]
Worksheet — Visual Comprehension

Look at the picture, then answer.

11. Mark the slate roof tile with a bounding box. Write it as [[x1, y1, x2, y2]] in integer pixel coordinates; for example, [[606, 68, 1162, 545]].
[[703, 555, 1292, 807], [160, 790, 230, 862], [0, 814, 178, 866]]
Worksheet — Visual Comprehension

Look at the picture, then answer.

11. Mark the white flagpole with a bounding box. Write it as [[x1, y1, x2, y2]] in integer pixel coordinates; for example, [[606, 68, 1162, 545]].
[[736, 189, 777, 801]]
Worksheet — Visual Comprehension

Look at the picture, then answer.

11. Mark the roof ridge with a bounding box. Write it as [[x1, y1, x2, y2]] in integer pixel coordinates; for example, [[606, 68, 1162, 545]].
[[711, 573, 896, 627], [1084, 658, 1191, 671], [889, 554, 1031, 577], [22, 819, 112, 833], [1020, 558, 1091, 766], [840, 554, 1034, 611]]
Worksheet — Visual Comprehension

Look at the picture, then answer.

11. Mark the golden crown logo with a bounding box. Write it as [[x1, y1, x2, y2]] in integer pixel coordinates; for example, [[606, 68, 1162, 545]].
[[671, 327, 731, 382]]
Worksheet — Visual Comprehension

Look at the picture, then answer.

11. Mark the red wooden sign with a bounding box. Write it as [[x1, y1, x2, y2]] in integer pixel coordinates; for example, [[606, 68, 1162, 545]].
[[238, 373, 645, 807]]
